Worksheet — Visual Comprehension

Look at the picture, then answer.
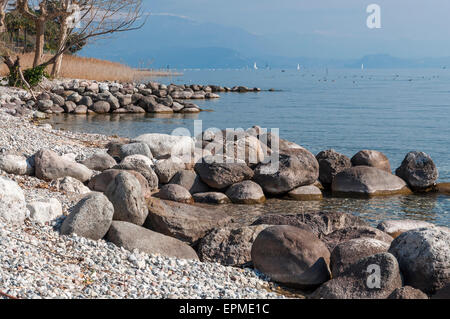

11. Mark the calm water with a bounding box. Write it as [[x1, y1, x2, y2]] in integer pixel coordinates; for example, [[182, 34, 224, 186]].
[[47, 68, 450, 227]]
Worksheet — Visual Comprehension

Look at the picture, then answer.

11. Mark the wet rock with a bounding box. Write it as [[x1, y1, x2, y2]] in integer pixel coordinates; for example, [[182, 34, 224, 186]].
[[288, 185, 323, 201], [60, 192, 114, 240], [145, 197, 232, 244], [395, 151, 439, 191], [316, 149, 352, 187], [351, 150, 391, 173], [332, 166, 411, 197], [193, 192, 231, 204], [91, 101, 110, 113], [251, 225, 331, 289], [105, 171, 148, 226], [388, 227, 450, 294], [225, 180, 266, 204], [198, 225, 269, 266], [312, 253, 402, 299], [106, 221, 199, 260]]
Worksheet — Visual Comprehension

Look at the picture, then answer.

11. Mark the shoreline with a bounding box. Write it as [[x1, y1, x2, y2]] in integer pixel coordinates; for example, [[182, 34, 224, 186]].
[[0, 79, 449, 300]]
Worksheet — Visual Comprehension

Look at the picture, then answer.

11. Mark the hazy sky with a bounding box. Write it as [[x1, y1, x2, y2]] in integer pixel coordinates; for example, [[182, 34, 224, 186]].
[[142, 0, 450, 58]]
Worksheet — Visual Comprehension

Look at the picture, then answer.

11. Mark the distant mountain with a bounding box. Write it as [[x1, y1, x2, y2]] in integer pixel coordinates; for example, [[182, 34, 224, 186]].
[[80, 15, 450, 69]]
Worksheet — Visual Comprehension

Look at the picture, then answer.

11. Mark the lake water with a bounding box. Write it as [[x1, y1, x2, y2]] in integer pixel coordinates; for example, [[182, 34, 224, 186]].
[[47, 68, 450, 227]]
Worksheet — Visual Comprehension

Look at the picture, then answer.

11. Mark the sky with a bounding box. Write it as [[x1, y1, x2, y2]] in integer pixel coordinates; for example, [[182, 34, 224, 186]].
[[141, 0, 450, 59]]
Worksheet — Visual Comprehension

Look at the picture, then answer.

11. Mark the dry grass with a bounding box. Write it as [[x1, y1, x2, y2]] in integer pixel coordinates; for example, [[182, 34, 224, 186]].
[[0, 53, 177, 82]]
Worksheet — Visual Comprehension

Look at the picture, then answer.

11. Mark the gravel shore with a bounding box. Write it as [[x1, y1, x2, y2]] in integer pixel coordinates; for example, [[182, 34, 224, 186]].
[[0, 110, 284, 299]]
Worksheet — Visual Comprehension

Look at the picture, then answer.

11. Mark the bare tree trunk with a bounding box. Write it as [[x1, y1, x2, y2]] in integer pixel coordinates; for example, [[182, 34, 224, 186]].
[[34, 18, 46, 67], [51, 19, 68, 77]]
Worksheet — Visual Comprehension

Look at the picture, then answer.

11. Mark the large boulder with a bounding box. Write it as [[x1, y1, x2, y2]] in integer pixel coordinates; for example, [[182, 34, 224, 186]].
[[316, 149, 352, 187], [251, 225, 331, 289], [60, 192, 114, 240], [88, 169, 151, 198], [225, 180, 266, 204], [133, 133, 194, 159], [377, 219, 435, 238], [27, 198, 62, 224], [53, 176, 91, 194], [0, 154, 34, 176], [113, 155, 158, 190], [312, 253, 402, 299], [198, 225, 269, 266], [388, 227, 450, 294], [156, 184, 193, 204], [154, 157, 185, 184], [194, 156, 254, 190], [330, 238, 390, 277], [0, 177, 28, 223], [105, 221, 198, 260], [80, 153, 116, 171], [322, 226, 393, 251], [351, 150, 391, 173], [252, 211, 368, 237], [145, 197, 232, 244], [169, 170, 210, 194], [332, 166, 411, 197], [395, 151, 439, 191], [288, 185, 323, 201], [34, 149, 93, 182], [253, 150, 319, 195], [193, 192, 231, 204], [388, 287, 428, 299], [105, 171, 148, 226]]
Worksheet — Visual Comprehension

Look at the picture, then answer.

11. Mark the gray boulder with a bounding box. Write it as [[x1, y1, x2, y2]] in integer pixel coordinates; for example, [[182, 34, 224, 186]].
[[198, 225, 269, 266], [80, 153, 116, 171], [169, 170, 210, 194], [332, 166, 411, 197], [316, 149, 352, 187], [156, 184, 193, 204], [388, 227, 450, 294], [0, 177, 28, 223], [154, 157, 185, 184], [377, 219, 435, 238], [312, 253, 402, 299], [395, 151, 439, 191], [60, 192, 114, 240], [114, 155, 158, 190], [91, 101, 111, 113], [251, 225, 331, 289], [145, 197, 232, 244], [105, 171, 148, 226], [388, 287, 428, 299], [106, 221, 198, 260], [133, 133, 194, 159], [322, 226, 394, 251], [34, 149, 93, 182], [0, 154, 34, 176], [193, 192, 231, 204], [119, 143, 153, 160], [225, 180, 266, 204], [351, 150, 391, 172], [288, 185, 323, 201]]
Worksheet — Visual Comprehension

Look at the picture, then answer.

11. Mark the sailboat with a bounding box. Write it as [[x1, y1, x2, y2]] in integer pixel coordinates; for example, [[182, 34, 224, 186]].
[[297, 64, 301, 71], [253, 62, 258, 70]]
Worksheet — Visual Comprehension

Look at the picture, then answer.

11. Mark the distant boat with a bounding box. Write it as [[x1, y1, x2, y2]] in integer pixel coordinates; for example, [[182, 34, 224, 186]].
[[361, 64, 364, 70], [297, 64, 301, 71], [253, 62, 258, 70]]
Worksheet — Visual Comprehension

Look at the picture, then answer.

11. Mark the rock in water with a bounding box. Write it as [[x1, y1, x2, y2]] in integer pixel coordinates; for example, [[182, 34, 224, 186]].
[[60, 192, 114, 240], [193, 192, 231, 204], [34, 149, 93, 182], [0, 177, 28, 223], [332, 166, 411, 197], [253, 150, 319, 195], [316, 149, 352, 187], [251, 225, 331, 289], [288, 185, 323, 201], [312, 253, 402, 299], [225, 180, 266, 204], [330, 238, 390, 277], [105, 171, 148, 226], [351, 150, 391, 173], [198, 225, 269, 266], [145, 197, 232, 244], [106, 221, 198, 260], [388, 227, 450, 294], [395, 151, 439, 191]]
